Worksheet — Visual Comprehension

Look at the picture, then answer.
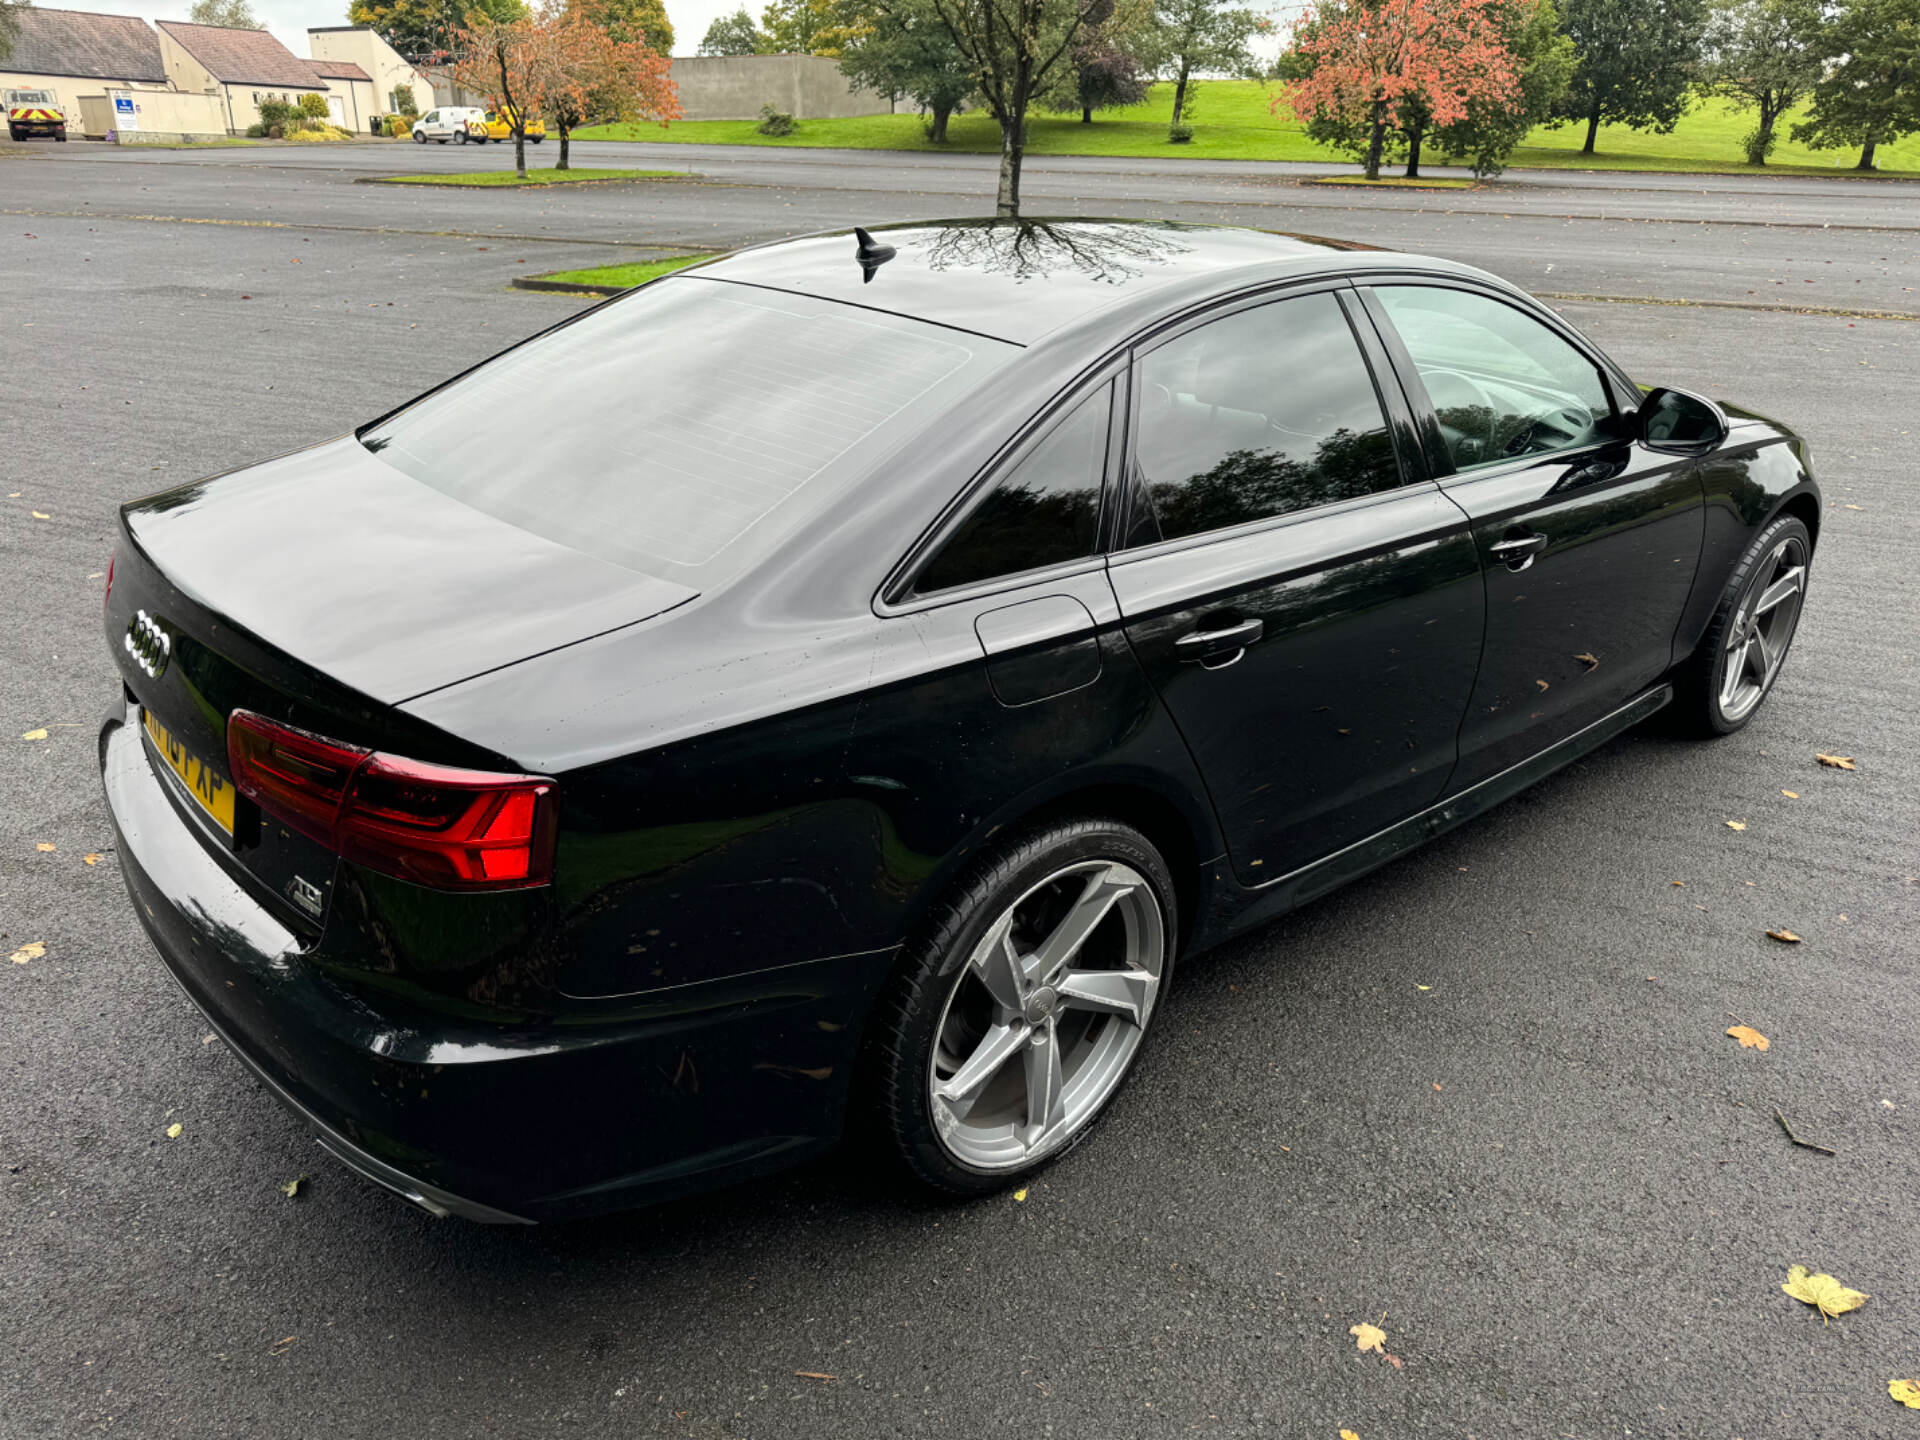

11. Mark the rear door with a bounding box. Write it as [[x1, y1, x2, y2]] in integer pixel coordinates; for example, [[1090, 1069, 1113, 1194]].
[[1358, 281, 1705, 788], [1109, 283, 1486, 886]]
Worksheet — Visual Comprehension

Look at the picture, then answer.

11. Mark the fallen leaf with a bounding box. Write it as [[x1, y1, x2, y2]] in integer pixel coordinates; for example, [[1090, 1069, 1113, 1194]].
[[10, 941, 46, 964], [1535, 679, 1549, 691], [1416, 984, 1431, 991], [35, 842, 55, 852], [1815, 754, 1856, 770], [1350, 1322, 1386, 1355], [1891, 1378, 1920, 1410], [1574, 652, 1598, 670], [1384, 1354, 1403, 1370], [1012, 1188, 1028, 1202], [1726, 1025, 1770, 1051], [21, 729, 48, 741], [1341, 1431, 1362, 1440], [268, 1336, 296, 1355], [281, 1175, 306, 1198], [1766, 929, 1802, 944], [1726, 820, 1747, 831], [31, 511, 49, 520], [1671, 880, 1684, 886], [1782, 1265, 1867, 1322], [83, 853, 102, 866], [202, 1034, 216, 1045], [165, 1122, 183, 1138], [793, 1371, 835, 1381], [1782, 789, 1800, 799]]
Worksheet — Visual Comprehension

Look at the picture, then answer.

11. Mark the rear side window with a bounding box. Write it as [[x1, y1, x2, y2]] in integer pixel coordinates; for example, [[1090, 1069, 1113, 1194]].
[[915, 385, 1111, 595], [361, 281, 1008, 583], [1130, 290, 1400, 546]]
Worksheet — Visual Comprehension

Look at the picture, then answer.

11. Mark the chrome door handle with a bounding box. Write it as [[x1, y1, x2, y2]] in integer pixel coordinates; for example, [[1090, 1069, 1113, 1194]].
[[1489, 531, 1549, 571], [1174, 616, 1264, 662]]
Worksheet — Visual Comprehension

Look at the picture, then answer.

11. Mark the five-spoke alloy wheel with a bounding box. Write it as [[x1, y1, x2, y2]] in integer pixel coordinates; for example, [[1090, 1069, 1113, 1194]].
[[1679, 513, 1813, 735], [868, 818, 1175, 1195]]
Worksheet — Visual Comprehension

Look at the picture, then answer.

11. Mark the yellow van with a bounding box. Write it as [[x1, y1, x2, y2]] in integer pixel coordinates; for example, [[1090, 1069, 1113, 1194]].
[[474, 106, 544, 143]]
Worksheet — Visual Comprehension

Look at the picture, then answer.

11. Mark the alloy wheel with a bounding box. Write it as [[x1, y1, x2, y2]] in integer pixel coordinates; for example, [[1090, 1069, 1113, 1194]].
[[1718, 533, 1807, 722], [928, 859, 1164, 1171]]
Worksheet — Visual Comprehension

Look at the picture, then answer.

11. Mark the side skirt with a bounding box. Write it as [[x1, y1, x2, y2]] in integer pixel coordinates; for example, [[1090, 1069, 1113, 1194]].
[[1204, 685, 1673, 947]]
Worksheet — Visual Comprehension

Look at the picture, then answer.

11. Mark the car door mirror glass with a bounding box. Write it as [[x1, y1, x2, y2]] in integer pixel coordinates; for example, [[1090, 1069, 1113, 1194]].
[[1638, 387, 1727, 453]]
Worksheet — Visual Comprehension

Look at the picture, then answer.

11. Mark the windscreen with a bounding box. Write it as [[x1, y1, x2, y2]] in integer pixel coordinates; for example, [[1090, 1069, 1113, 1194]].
[[360, 278, 1009, 582]]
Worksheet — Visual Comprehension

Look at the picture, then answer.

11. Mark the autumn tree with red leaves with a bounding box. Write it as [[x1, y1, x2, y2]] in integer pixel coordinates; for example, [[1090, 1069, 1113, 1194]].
[[449, 0, 677, 178], [1277, 0, 1520, 180]]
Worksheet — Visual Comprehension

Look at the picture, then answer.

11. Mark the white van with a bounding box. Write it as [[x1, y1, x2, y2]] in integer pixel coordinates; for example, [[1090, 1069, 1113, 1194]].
[[410, 106, 484, 145]]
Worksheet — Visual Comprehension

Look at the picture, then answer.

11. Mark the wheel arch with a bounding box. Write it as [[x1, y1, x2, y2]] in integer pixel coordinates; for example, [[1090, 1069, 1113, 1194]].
[[1772, 488, 1821, 552]]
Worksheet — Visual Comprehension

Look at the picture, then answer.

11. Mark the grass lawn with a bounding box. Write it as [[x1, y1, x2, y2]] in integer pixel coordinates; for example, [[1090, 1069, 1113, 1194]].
[[1306, 175, 1477, 188], [521, 254, 710, 291], [580, 83, 1920, 177], [366, 166, 690, 188]]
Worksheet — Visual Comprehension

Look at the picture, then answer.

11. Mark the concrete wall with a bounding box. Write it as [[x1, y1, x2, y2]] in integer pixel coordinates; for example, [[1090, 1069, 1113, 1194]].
[[79, 87, 228, 142], [308, 29, 432, 118], [669, 54, 895, 122], [0, 71, 170, 138]]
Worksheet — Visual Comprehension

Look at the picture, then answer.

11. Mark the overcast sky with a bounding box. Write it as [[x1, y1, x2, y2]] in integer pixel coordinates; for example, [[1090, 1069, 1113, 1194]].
[[62, 0, 742, 62]]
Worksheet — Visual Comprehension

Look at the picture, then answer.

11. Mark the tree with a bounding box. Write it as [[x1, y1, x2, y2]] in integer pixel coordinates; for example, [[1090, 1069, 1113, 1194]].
[[1701, 0, 1827, 163], [1792, 0, 1920, 169], [1154, 0, 1263, 134], [837, 0, 975, 140], [928, 0, 1102, 214], [698, 6, 766, 52], [1552, 0, 1707, 154], [1036, 0, 1153, 120], [569, 0, 673, 54], [446, 11, 550, 175], [539, 4, 676, 166], [349, 0, 529, 63], [1425, 0, 1575, 174], [1278, 0, 1522, 180], [761, 0, 839, 51], [190, 0, 261, 27]]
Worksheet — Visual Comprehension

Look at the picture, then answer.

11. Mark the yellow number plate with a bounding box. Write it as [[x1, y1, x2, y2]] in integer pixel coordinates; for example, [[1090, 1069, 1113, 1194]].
[[143, 709, 236, 836]]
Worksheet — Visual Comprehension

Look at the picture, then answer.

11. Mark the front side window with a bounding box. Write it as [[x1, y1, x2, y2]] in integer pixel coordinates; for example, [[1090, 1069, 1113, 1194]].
[[1375, 285, 1613, 472], [916, 385, 1110, 594], [1130, 290, 1400, 546]]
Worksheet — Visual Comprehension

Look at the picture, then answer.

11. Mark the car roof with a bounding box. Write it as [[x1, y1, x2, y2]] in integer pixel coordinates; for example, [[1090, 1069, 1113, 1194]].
[[686, 219, 1424, 347]]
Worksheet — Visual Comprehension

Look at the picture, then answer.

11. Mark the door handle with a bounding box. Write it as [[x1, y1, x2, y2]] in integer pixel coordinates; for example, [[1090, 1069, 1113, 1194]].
[[1488, 530, 1549, 571], [1174, 616, 1264, 663]]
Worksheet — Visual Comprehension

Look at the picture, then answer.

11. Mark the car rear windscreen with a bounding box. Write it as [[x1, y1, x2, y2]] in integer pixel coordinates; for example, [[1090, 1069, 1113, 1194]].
[[360, 278, 1011, 582]]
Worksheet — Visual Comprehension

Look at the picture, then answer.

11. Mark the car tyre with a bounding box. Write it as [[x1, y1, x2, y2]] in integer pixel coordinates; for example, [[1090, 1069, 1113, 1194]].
[[1673, 513, 1812, 736], [865, 817, 1177, 1197], [413, 130, 426, 143], [456, 129, 467, 144]]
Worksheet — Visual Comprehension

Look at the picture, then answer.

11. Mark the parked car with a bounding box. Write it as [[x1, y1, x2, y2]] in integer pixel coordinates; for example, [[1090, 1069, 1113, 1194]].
[[475, 105, 544, 143], [410, 106, 483, 144], [100, 219, 1819, 1223]]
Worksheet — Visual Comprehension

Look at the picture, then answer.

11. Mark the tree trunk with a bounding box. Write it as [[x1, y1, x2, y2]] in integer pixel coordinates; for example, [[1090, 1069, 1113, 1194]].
[[930, 101, 951, 143], [1582, 105, 1600, 155], [557, 125, 570, 171], [1364, 99, 1387, 181], [996, 117, 1024, 216], [1856, 136, 1877, 170], [514, 125, 527, 179], [1082, 105, 1092, 124], [1170, 64, 1190, 127], [1404, 121, 1423, 178]]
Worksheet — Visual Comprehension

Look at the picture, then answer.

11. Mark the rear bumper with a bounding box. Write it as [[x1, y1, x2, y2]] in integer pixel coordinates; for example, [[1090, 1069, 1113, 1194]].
[[100, 706, 892, 1221]]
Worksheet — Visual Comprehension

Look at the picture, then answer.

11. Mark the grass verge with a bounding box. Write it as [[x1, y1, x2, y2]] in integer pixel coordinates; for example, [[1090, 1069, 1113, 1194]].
[[515, 254, 710, 293], [1305, 175, 1477, 188], [364, 167, 691, 188], [578, 85, 1920, 178]]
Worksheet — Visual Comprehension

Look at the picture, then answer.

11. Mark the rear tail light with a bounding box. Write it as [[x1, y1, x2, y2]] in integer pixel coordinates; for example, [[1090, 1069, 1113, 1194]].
[[226, 710, 557, 891]]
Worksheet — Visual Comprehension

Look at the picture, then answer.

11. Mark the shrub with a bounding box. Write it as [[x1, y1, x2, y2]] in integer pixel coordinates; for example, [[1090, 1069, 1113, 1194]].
[[257, 98, 311, 135], [285, 124, 353, 144], [1167, 121, 1194, 144], [1740, 125, 1777, 166], [244, 121, 268, 137], [756, 104, 796, 137], [386, 114, 413, 138], [298, 92, 330, 120], [390, 87, 419, 117]]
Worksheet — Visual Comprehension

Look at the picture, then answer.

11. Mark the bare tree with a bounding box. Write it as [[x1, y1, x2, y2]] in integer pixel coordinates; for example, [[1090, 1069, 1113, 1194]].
[[926, 0, 1105, 214]]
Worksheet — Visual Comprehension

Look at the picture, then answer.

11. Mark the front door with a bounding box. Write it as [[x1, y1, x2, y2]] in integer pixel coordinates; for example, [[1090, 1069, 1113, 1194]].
[[1110, 285, 1486, 885], [1361, 282, 1706, 788]]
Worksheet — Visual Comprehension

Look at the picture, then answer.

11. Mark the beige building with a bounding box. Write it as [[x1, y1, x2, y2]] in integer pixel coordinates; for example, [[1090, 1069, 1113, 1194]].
[[154, 19, 330, 135], [307, 26, 432, 120], [0, 6, 172, 138]]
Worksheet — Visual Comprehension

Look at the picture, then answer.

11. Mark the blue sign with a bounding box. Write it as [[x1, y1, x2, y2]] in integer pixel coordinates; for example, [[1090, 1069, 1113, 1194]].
[[114, 95, 136, 116]]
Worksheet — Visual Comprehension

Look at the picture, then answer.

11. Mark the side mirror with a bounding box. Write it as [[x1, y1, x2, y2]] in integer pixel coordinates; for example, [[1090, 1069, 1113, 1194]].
[[1638, 387, 1728, 454]]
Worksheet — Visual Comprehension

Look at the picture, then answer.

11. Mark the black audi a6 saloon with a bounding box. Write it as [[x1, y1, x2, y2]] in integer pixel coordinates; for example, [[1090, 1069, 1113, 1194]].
[[101, 220, 1819, 1221]]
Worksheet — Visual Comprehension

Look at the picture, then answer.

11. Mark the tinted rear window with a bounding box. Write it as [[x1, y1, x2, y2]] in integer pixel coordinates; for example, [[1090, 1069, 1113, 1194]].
[[360, 279, 1009, 582]]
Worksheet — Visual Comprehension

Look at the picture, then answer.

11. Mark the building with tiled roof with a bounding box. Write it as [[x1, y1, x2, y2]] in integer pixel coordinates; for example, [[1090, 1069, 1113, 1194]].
[[306, 27, 433, 124], [0, 7, 171, 136]]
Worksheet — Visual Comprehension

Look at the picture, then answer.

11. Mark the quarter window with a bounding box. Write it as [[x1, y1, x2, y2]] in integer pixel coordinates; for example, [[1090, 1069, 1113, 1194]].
[[916, 385, 1110, 594], [1130, 290, 1400, 546], [1375, 285, 1613, 472]]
